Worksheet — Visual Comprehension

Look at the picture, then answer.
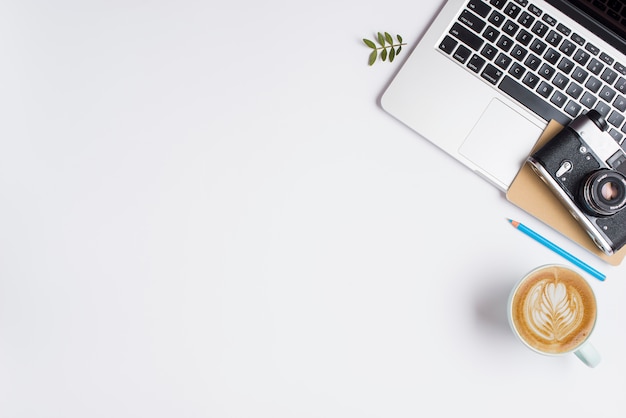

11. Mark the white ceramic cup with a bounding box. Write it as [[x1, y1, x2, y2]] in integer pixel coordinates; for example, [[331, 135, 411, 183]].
[[508, 264, 601, 368]]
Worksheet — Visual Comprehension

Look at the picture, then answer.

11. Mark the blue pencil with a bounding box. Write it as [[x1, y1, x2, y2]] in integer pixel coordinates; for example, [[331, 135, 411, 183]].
[[508, 219, 606, 282]]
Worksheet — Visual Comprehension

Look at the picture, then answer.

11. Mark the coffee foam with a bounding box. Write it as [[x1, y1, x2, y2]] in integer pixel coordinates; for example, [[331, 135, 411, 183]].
[[511, 266, 596, 354]]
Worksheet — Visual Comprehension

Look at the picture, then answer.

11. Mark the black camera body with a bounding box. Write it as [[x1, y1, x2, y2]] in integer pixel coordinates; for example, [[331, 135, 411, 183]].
[[528, 110, 626, 256]]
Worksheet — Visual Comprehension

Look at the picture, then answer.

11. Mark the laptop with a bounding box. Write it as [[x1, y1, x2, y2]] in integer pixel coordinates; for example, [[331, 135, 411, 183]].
[[381, 0, 626, 191]]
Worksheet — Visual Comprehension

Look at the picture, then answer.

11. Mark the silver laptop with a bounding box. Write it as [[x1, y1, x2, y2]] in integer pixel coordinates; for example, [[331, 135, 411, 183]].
[[382, 0, 626, 191]]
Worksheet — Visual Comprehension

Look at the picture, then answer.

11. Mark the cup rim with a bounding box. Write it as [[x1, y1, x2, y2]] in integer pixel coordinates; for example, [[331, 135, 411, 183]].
[[508, 264, 597, 356]]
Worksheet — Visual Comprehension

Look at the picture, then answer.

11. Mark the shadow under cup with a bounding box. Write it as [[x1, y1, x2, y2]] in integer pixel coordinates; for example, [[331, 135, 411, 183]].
[[508, 265, 600, 367]]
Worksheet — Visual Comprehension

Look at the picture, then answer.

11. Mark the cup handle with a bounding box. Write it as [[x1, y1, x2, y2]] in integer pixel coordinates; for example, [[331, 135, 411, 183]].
[[574, 341, 601, 368]]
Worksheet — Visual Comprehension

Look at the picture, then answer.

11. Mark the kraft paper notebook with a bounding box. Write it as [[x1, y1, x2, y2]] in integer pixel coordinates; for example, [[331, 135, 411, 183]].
[[506, 120, 626, 266]]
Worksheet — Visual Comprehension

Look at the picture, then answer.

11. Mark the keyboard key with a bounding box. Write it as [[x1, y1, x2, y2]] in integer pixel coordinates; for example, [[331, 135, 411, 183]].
[[580, 92, 597, 108], [518, 11, 535, 27], [499, 75, 570, 124], [616, 77, 626, 93], [614, 62, 626, 75], [496, 35, 513, 51], [503, 19, 520, 36], [523, 72, 540, 88], [467, 0, 491, 18], [504, 2, 521, 18], [509, 62, 525, 78], [490, 0, 505, 10], [585, 76, 602, 93], [601, 67, 618, 84], [600, 52, 614, 65], [531, 21, 549, 37], [565, 100, 582, 117], [557, 57, 575, 74], [488, 10, 505, 27], [599, 85, 617, 102], [585, 43, 600, 55], [481, 43, 498, 60], [587, 58, 604, 75], [528, 4, 542, 17], [571, 33, 585, 46], [551, 90, 568, 107], [511, 45, 528, 61], [594, 101, 611, 117], [530, 38, 547, 54], [495, 52, 513, 69], [556, 23, 571, 36], [483, 25, 500, 42], [459, 9, 487, 33], [516, 29, 533, 45], [481, 63, 504, 84], [572, 66, 589, 83], [453, 44, 473, 63], [468, 54, 486, 72], [439, 35, 459, 54], [537, 81, 553, 97], [566, 82, 584, 99], [538, 63, 556, 80], [608, 110, 625, 128], [614, 95, 626, 112], [450, 22, 484, 50], [542, 14, 557, 26], [552, 73, 569, 89], [525, 54, 541, 70], [546, 30, 562, 46], [559, 40, 576, 56], [544, 48, 561, 64], [573, 49, 591, 65]]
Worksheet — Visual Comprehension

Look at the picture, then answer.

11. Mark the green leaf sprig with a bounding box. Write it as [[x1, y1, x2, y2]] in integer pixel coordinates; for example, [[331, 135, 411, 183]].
[[363, 32, 406, 65]]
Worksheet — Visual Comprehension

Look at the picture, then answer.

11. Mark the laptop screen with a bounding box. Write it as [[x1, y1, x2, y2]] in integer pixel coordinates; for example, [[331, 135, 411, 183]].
[[546, 0, 626, 55]]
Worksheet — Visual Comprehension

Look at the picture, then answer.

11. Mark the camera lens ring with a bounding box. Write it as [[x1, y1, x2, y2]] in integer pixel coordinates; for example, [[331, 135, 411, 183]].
[[581, 169, 626, 216], [584, 109, 608, 132]]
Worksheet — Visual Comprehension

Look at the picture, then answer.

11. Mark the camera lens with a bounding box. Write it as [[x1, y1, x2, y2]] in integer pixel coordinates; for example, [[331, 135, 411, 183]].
[[581, 169, 626, 216]]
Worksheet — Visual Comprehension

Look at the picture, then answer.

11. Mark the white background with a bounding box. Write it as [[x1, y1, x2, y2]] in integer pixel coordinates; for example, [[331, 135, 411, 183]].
[[1, 0, 625, 416]]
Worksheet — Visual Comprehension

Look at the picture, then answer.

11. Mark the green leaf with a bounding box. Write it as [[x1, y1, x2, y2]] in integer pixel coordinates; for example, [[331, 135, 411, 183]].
[[368, 49, 377, 65], [363, 38, 376, 49], [363, 32, 406, 66]]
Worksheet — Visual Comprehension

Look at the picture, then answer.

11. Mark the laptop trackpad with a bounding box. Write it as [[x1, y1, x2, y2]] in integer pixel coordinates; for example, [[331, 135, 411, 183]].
[[459, 98, 543, 187]]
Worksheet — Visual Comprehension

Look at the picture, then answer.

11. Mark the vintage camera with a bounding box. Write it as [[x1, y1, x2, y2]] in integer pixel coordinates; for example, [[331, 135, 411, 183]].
[[527, 110, 626, 256]]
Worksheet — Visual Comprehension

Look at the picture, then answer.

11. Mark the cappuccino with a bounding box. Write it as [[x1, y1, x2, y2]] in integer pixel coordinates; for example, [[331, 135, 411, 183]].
[[510, 265, 597, 355]]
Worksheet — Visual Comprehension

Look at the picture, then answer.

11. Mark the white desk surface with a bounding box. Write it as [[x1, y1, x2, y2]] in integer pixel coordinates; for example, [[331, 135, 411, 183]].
[[1, 1, 625, 416]]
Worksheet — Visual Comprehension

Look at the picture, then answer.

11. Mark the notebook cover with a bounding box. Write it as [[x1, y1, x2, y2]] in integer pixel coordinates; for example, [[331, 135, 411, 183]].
[[506, 120, 626, 266]]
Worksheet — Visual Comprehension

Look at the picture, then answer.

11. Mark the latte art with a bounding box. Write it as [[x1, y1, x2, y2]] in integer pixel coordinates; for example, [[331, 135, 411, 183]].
[[510, 266, 597, 354], [525, 280, 584, 343]]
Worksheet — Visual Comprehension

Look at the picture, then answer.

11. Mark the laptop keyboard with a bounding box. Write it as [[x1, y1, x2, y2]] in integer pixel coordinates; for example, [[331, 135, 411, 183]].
[[438, 0, 626, 149]]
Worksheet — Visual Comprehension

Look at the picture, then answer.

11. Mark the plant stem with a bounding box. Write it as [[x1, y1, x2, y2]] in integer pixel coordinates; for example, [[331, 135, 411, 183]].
[[375, 42, 406, 50]]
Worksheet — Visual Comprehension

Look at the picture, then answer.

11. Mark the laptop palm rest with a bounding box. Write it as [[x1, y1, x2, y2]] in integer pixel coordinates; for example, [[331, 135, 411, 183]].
[[459, 98, 543, 189]]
